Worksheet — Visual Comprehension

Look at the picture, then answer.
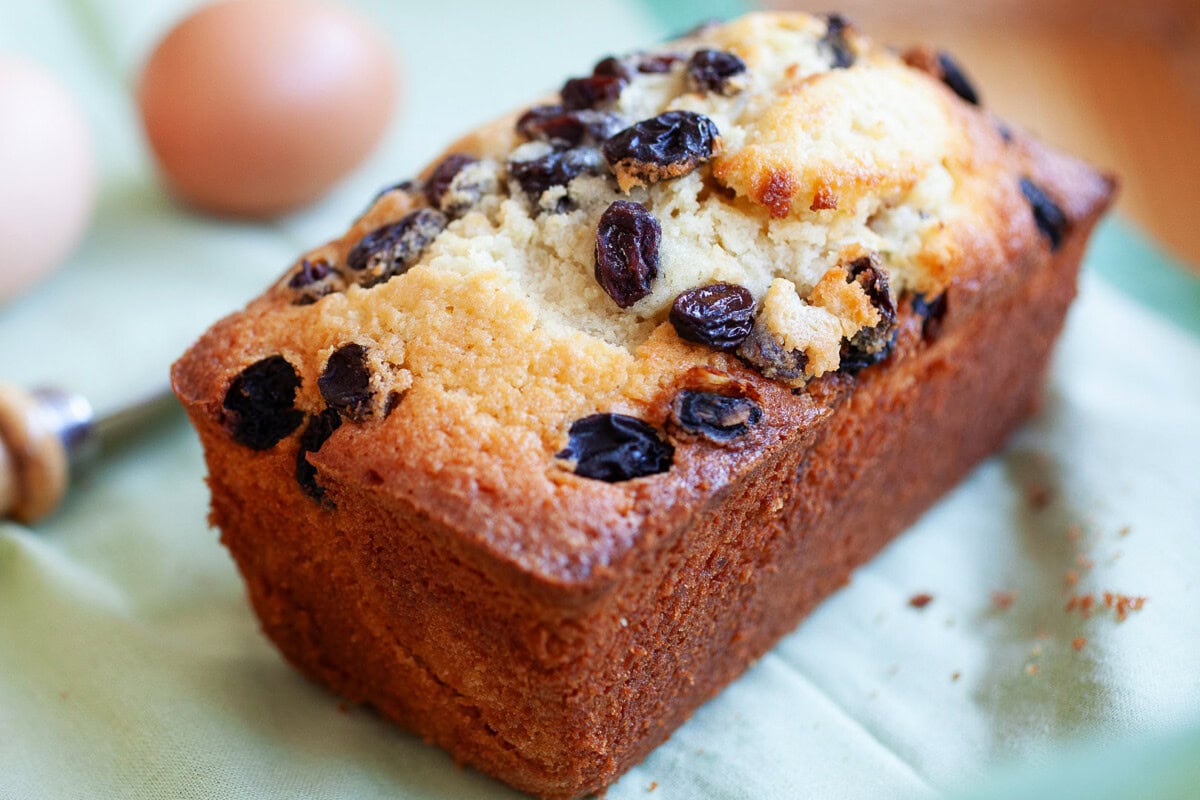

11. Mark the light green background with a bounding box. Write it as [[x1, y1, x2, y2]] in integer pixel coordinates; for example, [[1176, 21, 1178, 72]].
[[2, 1, 1199, 798]]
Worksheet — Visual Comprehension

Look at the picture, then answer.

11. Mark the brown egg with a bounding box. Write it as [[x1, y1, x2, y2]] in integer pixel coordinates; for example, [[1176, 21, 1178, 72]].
[[138, 0, 398, 218]]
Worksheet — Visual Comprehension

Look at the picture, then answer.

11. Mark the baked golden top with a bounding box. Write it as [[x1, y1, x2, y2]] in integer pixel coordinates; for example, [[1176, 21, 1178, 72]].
[[173, 12, 1112, 587]]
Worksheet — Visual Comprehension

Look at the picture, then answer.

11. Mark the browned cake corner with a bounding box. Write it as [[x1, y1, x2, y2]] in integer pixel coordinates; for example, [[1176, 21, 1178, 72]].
[[171, 12, 1114, 799]]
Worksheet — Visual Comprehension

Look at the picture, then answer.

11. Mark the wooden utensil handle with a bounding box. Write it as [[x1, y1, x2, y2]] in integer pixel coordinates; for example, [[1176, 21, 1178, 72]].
[[0, 384, 70, 524]]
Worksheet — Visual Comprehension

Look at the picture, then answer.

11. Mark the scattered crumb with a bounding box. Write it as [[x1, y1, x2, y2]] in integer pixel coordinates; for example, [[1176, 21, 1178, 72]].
[[1025, 663, 1040, 676], [1036, 629, 1050, 641], [1076, 553, 1094, 571], [1072, 636, 1087, 651], [337, 702, 350, 714], [1109, 551, 1122, 564], [1065, 593, 1096, 618], [1106, 592, 1147, 622], [1067, 591, 1146, 621], [1026, 484, 1054, 510], [648, 782, 658, 792], [1064, 568, 1079, 587], [909, 593, 934, 609], [951, 671, 961, 682], [1030, 644, 1042, 657], [58, 690, 69, 700], [1066, 524, 1083, 544], [991, 590, 1015, 610], [1118, 525, 1131, 537]]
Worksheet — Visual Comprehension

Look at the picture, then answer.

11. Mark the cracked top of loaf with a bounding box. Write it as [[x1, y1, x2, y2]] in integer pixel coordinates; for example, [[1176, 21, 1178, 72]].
[[172, 12, 1114, 591]]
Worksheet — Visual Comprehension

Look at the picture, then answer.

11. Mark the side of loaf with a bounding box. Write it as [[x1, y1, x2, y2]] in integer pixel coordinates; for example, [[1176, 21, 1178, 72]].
[[171, 12, 1114, 799]]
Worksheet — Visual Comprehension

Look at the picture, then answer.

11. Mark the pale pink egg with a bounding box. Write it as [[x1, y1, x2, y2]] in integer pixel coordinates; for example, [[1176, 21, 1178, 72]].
[[0, 56, 95, 304]]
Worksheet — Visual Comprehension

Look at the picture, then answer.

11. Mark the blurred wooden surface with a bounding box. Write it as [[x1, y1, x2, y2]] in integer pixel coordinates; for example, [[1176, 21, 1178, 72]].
[[765, 1, 1200, 272]]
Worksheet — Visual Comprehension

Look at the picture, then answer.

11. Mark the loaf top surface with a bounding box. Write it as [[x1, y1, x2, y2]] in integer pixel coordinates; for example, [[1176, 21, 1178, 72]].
[[172, 12, 1114, 592]]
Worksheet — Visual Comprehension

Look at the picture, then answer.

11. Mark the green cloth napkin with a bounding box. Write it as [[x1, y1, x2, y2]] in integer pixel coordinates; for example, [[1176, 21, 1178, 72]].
[[2, 1, 1199, 798]]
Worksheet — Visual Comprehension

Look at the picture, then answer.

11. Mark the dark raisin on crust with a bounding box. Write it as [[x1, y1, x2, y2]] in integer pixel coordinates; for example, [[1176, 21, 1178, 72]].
[[820, 14, 855, 69], [669, 283, 755, 350], [561, 74, 626, 110], [423, 153, 478, 212], [592, 56, 634, 82], [670, 390, 762, 443], [288, 258, 333, 289], [911, 291, 949, 341], [1019, 177, 1068, 251], [318, 343, 373, 420], [509, 146, 606, 211], [840, 332, 897, 373], [556, 413, 674, 482], [593, 52, 683, 78], [287, 258, 342, 305], [346, 208, 448, 287], [736, 323, 808, 382], [686, 49, 748, 95], [295, 408, 342, 505], [601, 111, 721, 189], [516, 105, 628, 147], [936, 51, 980, 106], [839, 256, 898, 373], [594, 201, 661, 308], [635, 53, 683, 73], [222, 355, 305, 450]]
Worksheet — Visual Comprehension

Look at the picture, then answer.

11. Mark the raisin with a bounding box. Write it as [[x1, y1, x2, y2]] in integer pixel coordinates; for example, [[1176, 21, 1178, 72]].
[[423, 153, 478, 211], [318, 343, 373, 420], [561, 74, 625, 110], [671, 390, 762, 443], [936, 51, 980, 106], [592, 56, 634, 82], [509, 146, 606, 211], [286, 258, 343, 305], [840, 333, 896, 373], [686, 49, 748, 95], [911, 291, 948, 341], [1019, 177, 1068, 250], [556, 413, 674, 482], [839, 257, 898, 373], [222, 355, 305, 450], [635, 53, 683, 73], [516, 105, 628, 147], [736, 323, 808, 382], [820, 14, 855, 69], [295, 408, 342, 505], [601, 111, 721, 190], [288, 258, 333, 289], [669, 283, 755, 350], [346, 208, 447, 287], [594, 201, 660, 308]]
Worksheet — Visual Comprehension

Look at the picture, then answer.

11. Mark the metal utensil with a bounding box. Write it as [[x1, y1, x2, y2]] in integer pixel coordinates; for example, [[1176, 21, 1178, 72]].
[[0, 384, 178, 523]]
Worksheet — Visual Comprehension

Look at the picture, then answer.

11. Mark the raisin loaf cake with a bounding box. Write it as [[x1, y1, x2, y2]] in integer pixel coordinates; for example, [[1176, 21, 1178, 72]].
[[172, 13, 1114, 799]]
